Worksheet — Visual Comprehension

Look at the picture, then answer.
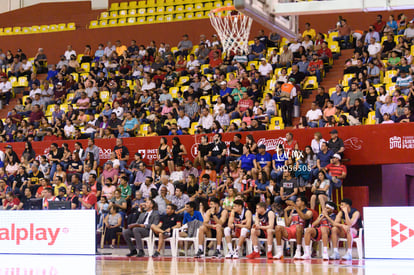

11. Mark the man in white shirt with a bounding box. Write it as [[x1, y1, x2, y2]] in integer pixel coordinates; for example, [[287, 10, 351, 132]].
[[367, 37, 381, 57], [0, 76, 12, 106], [403, 22, 414, 41], [288, 39, 302, 53], [41, 81, 54, 106], [159, 175, 175, 196], [306, 102, 323, 128], [18, 58, 32, 78], [29, 83, 42, 99], [64, 45, 76, 61], [198, 107, 214, 131], [112, 101, 124, 120], [177, 109, 191, 129], [186, 54, 200, 72], [258, 58, 273, 79]]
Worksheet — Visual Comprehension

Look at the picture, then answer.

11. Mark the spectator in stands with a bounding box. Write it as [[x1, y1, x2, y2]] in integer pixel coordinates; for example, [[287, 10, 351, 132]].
[[176, 34, 193, 58], [198, 107, 214, 132], [0, 76, 12, 106], [396, 106, 414, 123], [323, 153, 347, 191], [365, 25, 380, 45], [302, 22, 316, 39], [253, 144, 271, 179], [34, 48, 47, 74], [404, 22, 414, 42], [345, 83, 364, 112], [379, 95, 397, 122], [248, 37, 266, 61], [327, 129, 345, 157], [123, 199, 160, 257], [306, 102, 323, 128], [64, 45, 76, 61], [312, 141, 333, 179], [258, 58, 273, 80], [207, 133, 227, 173], [367, 37, 381, 58], [226, 133, 243, 164], [317, 42, 332, 64], [133, 162, 152, 194], [395, 71, 412, 95], [274, 169, 298, 204]]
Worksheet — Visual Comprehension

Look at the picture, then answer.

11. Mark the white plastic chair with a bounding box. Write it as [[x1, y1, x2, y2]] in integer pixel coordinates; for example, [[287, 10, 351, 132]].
[[338, 228, 364, 259], [151, 230, 176, 256], [131, 229, 153, 256], [223, 237, 252, 256], [173, 227, 199, 257]]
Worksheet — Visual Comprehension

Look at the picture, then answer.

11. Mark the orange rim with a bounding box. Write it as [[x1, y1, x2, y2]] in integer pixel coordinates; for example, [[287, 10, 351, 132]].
[[209, 5, 242, 16]]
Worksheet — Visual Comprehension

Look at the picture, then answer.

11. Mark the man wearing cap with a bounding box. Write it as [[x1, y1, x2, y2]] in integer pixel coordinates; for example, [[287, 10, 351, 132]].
[[219, 81, 232, 103], [67, 186, 80, 209], [248, 37, 266, 61], [258, 58, 273, 79], [53, 81, 66, 105], [0, 75, 12, 106], [301, 201, 337, 260], [279, 78, 297, 127], [323, 153, 347, 192], [56, 187, 67, 201], [327, 129, 345, 156]]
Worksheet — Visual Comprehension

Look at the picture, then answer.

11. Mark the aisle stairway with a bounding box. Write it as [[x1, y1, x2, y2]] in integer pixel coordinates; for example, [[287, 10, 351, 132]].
[[292, 49, 353, 126]]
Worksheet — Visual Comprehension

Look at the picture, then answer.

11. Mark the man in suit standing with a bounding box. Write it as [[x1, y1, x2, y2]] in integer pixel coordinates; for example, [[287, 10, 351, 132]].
[[123, 199, 160, 257]]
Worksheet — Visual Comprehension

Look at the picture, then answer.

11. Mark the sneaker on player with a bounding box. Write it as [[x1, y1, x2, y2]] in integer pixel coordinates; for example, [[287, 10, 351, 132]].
[[273, 252, 283, 260], [195, 249, 204, 258], [341, 252, 353, 261], [225, 251, 233, 259], [267, 251, 273, 259], [232, 250, 239, 259], [293, 250, 302, 259], [301, 253, 311, 260], [329, 251, 340, 260], [246, 251, 261, 259], [212, 249, 222, 258], [322, 252, 329, 261]]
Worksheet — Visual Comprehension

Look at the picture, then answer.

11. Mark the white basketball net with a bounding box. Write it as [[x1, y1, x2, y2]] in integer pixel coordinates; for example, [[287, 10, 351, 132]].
[[209, 8, 253, 56]]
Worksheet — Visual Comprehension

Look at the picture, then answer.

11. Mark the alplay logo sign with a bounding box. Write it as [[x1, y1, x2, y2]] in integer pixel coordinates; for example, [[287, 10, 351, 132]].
[[0, 223, 61, 245], [364, 207, 414, 259], [0, 210, 95, 255]]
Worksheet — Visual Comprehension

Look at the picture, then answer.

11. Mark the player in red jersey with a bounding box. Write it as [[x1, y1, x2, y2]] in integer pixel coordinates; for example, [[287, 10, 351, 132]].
[[302, 201, 337, 260], [246, 202, 276, 259], [274, 196, 313, 259]]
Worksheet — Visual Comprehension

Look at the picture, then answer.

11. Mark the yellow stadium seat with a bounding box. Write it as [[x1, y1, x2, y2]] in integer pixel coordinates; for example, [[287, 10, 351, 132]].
[[213, 1, 222, 8], [176, 13, 184, 20], [178, 76, 190, 86], [136, 17, 145, 24], [3, 27, 12, 35], [329, 87, 336, 97], [230, 119, 241, 127], [384, 70, 397, 84], [130, 1, 139, 9], [99, 20, 108, 27], [81, 63, 90, 73], [195, 2, 203, 10], [109, 11, 118, 19], [147, 7, 156, 14], [386, 83, 396, 96], [247, 61, 258, 70], [303, 76, 318, 90], [67, 23, 76, 30], [13, 27, 22, 34], [89, 20, 99, 29], [100, 11, 109, 19], [270, 117, 284, 130], [17, 77, 28, 87], [411, 45, 414, 56], [171, 47, 179, 54], [137, 8, 146, 15], [342, 73, 355, 87], [100, 91, 110, 102], [329, 41, 340, 54], [110, 2, 120, 10], [22, 27, 32, 34], [165, 14, 173, 22], [80, 72, 89, 80], [185, 4, 193, 11], [45, 105, 54, 117], [66, 93, 75, 102], [185, 13, 194, 19], [119, 2, 129, 9], [147, 0, 157, 6], [127, 17, 136, 24], [22, 95, 29, 106], [38, 25, 48, 33], [119, 9, 128, 17], [195, 11, 203, 18], [71, 73, 79, 82], [109, 19, 118, 26], [49, 24, 58, 32], [200, 96, 211, 106], [176, 5, 184, 12], [118, 18, 127, 25], [9, 76, 17, 87], [139, 124, 150, 136], [156, 15, 164, 22], [128, 9, 137, 16], [224, 0, 232, 6], [56, 24, 65, 31], [147, 16, 155, 23], [156, 6, 165, 14], [165, 0, 174, 5], [365, 111, 376, 125], [169, 87, 179, 98]]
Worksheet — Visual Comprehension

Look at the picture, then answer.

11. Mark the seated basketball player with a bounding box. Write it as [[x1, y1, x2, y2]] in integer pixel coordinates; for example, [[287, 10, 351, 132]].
[[302, 201, 337, 260], [195, 197, 229, 258], [246, 202, 276, 259], [328, 198, 362, 260], [274, 196, 313, 259], [150, 204, 182, 257], [224, 199, 253, 259]]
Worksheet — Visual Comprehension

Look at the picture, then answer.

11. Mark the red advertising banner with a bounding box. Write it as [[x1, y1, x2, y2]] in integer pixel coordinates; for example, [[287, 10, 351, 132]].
[[1, 123, 413, 166]]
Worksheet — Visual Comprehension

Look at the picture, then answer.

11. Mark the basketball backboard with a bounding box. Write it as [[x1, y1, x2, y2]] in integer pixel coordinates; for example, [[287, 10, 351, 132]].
[[235, 0, 414, 39]]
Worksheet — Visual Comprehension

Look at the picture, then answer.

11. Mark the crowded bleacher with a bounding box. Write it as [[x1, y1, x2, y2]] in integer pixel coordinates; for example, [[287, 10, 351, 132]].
[[0, 7, 413, 261]]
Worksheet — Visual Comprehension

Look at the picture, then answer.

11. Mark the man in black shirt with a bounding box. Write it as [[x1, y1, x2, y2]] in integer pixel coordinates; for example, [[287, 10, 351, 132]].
[[150, 204, 182, 257], [194, 135, 211, 170], [327, 129, 345, 158], [108, 112, 122, 133], [288, 65, 306, 85], [19, 188, 34, 210], [5, 145, 20, 165], [249, 119, 266, 131], [315, 87, 330, 109], [226, 133, 243, 165], [207, 134, 227, 173], [114, 138, 130, 170], [381, 33, 396, 58], [67, 186, 80, 209], [28, 163, 44, 195]]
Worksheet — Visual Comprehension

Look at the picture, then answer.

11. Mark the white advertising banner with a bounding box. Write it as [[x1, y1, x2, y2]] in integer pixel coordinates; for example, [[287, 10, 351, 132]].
[[0, 210, 95, 255], [364, 207, 414, 259]]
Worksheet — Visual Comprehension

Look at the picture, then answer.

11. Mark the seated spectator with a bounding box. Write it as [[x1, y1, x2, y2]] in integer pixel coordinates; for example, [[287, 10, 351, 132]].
[[396, 106, 414, 123], [274, 170, 298, 204], [395, 71, 412, 95], [310, 171, 330, 211], [306, 102, 323, 128], [248, 37, 266, 61]]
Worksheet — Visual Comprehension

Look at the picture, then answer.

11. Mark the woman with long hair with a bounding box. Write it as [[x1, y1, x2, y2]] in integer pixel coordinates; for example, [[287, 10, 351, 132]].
[[22, 141, 36, 163], [168, 137, 187, 173], [103, 205, 122, 248], [310, 171, 330, 211], [157, 137, 170, 169]]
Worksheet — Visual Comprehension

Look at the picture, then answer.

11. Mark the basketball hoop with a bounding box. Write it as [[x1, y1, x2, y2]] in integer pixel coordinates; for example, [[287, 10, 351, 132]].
[[209, 6, 253, 56]]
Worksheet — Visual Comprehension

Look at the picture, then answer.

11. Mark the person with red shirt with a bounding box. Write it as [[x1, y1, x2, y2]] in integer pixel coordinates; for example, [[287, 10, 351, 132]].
[[36, 178, 52, 198], [29, 104, 44, 128], [206, 51, 223, 73], [80, 184, 97, 210], [373, 14, 386, 33], [322, 153, 347, 194], [308, 53, 324, 83], [232, 91, 253, 119], [283, 132, 299, 154], [2, 192, 20, 210], [317, 42, 333, 64]]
